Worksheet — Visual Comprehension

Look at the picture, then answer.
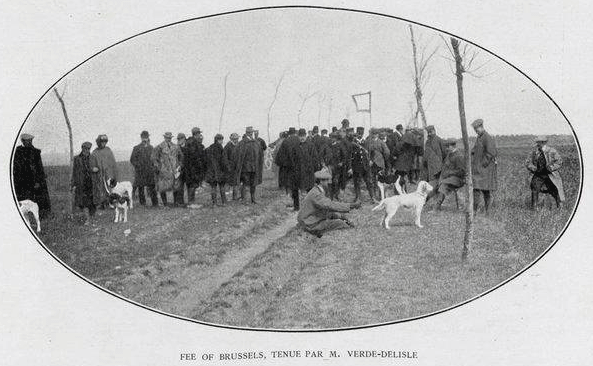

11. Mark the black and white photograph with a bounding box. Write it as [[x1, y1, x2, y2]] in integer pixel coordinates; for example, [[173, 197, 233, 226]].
[[2, 1, 592, 365], [8, 6, 583, 329]]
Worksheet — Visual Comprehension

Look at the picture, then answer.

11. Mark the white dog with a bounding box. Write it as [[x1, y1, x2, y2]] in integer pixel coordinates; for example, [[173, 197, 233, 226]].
[[19, 199, 41, 232], [372, 181, 433, 228], [106, 178, 134, 209]]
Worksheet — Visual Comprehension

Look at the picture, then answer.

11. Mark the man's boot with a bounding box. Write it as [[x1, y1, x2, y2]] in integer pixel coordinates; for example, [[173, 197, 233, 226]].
[[220, 185, 227, 206], [240, 185, 246, 201], [250, 186, 257, 204], [211, 191, 218, 207]]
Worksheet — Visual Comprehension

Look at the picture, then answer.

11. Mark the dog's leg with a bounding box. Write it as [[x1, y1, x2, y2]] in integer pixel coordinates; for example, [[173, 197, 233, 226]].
[[128, 189, 134, 209], [384, 208, 397, 230], [114, 209, 119, 223], [378, 183, 385, 201], [123, 206, 128, 223], [33, 209, 41, 233], [414, 205, 424, 228]]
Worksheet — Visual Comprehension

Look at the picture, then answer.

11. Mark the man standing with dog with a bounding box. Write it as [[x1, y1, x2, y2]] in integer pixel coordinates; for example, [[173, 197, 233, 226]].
[[130, 131, 158, 207], [525, 135, 565, 209], [366, 128, 390, 202], [471, 119, 498, 214], [429, 139, 466, 211], [298, 167, 361, 238], [90, 134, 118, 210], [71, 141, 95, 224], [13, 133, 52, 219]]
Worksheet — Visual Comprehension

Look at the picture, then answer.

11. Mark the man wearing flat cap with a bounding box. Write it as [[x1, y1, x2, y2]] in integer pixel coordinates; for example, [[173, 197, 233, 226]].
[[223, 132, 241, 200], [525, 135, 565, 209], [90, 134, 118, 209], [297, 167, 361, 238], [151, 132, 183, 207], [423, 125, 447, 188], [13, 133, 52, 218], [470, 119, 498, 213], [185, 127, 207, 205], [428, 138, 466, 210], [205, 134, 230, 206], [130, 131, 158, 207], [275, 127, 299, 198], [71, 142, 95, 223], [233, 126, 264, 203]]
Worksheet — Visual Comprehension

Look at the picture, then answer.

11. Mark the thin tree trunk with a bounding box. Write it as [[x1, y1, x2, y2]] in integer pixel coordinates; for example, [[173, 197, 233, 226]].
[[410, 25, 428, 128], [267, 72, 286, 142], [218, 72, 229, 133], [451, 38, 474, 261], [53, 87, 74, 215]]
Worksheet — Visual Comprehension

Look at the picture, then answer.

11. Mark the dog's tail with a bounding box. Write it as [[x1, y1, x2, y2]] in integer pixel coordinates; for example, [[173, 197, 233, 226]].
[[394, 176, 405, 195], [371, 199, 386, 211]]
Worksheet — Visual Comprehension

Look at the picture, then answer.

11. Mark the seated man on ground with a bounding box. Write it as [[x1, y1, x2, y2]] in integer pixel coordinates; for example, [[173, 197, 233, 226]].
[[429, 138, 466, 211], [297, 167, 361, 238]]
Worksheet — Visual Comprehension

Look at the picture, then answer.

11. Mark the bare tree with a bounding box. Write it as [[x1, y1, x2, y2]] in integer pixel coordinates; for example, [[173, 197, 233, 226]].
[[218, 72, 230, 133], [53, 86, 74, 169], [316, 93, 326, 126], [297, 86, 319, 128], [441, 37, 492, 260], [326, 96, 333, 129], [409, 25, 438, 128], [266, 70, 288, 142]]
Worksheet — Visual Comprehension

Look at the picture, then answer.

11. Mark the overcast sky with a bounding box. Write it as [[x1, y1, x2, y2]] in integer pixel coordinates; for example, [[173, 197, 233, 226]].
[[19, 8, 573, 161]]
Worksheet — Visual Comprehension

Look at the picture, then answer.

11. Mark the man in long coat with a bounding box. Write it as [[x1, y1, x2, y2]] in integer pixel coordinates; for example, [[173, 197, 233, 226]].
[[275, 127, 301, 209], [394, 127, 422, 191], [297, 128, 321, 194], [428, 139, 466, 210], [175, 133, 189, 207], [423, 125, 447, 188], [152, 132, 183, 207], [234, 126, 264, 203], [328, 131, 349, 200], [366, 128, 390, 200], [471, 119, 497, 213], [205, 134, 229, 206], [90, 134, 118, 209], [525, 135, 565, 209], [350, 132, 376, 203], [185, 127, 207, 204], [223, 133, 240, 200], [13, 133, 51, 218], [71, 141, 95, 223], [130, 130, 158, 207]]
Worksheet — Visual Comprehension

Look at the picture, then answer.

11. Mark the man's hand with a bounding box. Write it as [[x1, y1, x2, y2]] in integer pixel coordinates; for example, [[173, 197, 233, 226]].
[[91, 167, 99, 173]]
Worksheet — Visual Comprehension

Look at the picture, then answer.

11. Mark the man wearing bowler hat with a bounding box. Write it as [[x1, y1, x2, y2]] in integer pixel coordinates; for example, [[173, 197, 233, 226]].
[[90, 134, 118, 209], [525, 135, 565, 209], [470, 119, 497, 213], [152, 132, 183, 207], [130, 130, 158, 207], [71, 141, 95, 224], [13, 133, 52, 218]]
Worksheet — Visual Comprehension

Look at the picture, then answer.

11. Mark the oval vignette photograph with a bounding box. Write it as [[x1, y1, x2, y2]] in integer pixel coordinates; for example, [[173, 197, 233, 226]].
[[11, 8, 581, 330]]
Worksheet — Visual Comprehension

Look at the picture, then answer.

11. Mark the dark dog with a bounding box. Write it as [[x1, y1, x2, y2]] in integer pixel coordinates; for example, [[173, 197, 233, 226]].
[[108, 193, 131, 223], [377, 169, 405, 200]]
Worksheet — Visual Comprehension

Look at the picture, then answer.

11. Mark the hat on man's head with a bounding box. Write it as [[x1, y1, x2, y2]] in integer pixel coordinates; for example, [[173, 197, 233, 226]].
[[312, 126, 319, 133], [314, 167, 332, 180], [444, 138, 458, 146], [97, 134, 108, 142], [288, 127, 296, 135], [20, 133, 34, 140], [471, 119, 484, 128], [425, 125, 435, 132], [191, 127, 201, 135], [321, 129, 328, 134], [140, 130, 150, 138], [369, 128, 378, 135], [81, 141, 92, 149], [331, 126, 338, 133], [535, 135, 548, 142], [346, 127, 354, 133], [163, 132, 173, 139], [298, 128, 307, 136], [396, 124, 403, 130], [341, 119, 350, 127], [356, 126, 365, 133], [230, 133, 239, 139], [177, 133, 186, 140], [214, 133, 224, 141], [245, 126, 254, 133]]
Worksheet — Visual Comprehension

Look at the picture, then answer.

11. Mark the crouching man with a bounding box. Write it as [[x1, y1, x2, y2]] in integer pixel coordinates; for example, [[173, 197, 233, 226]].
[[428, 138, 466, 211], [297, 167, 361, 238], [525, 135, 565, 209]]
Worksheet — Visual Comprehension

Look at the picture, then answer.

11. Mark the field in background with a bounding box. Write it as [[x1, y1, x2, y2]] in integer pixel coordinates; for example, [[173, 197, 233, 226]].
[[22, 141, 580, 329]]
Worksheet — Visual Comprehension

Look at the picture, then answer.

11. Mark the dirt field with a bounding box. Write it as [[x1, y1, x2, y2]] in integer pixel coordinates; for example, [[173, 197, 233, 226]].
[[27, 143, 580, 330]]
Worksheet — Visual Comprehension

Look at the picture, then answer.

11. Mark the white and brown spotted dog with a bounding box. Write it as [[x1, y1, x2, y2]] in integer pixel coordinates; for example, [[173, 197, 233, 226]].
[[372, 181, 433, 229], [106, 178, 134, 209], [108, 193, 131, 223], [377, 170, 406, 200], [19, 199, 41, 232]]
